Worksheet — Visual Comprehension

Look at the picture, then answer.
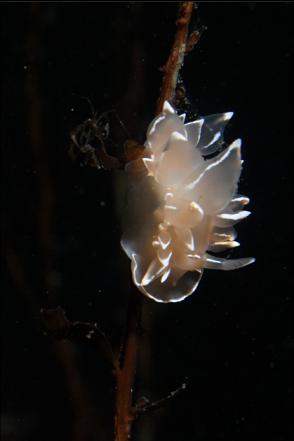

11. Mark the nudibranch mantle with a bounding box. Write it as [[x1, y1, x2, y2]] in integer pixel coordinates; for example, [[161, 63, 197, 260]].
[[121, 101, 254, 303]]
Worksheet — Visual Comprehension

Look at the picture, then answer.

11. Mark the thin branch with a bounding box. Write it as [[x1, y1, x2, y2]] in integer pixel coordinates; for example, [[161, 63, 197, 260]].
[[113, 3, 197, 441], [156, 1, 195, 114], [114, 290, 142, 441]]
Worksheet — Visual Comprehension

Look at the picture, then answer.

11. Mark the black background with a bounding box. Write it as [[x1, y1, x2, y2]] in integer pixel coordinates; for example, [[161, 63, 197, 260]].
[[1, 2, 293, 441]]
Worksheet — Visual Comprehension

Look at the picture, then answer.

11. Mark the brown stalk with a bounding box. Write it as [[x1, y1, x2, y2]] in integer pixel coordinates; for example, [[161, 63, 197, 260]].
[[156, 1, 194, 114], [114, 290, 142, 441], [114, 3, 195, 441]]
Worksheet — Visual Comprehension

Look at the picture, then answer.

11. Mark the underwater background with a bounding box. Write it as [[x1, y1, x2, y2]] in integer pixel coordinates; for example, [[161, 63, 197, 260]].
[[1, 3, 293, 441]]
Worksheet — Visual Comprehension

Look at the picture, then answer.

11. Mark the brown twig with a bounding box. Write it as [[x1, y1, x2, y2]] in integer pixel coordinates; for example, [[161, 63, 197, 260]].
[[114, 3, 196, 441], [156, 1, 195, 114], [114, 290, 142, 441]]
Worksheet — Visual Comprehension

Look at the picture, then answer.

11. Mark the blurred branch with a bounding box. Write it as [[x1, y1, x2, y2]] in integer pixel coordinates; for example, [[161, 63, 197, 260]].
[[25, 5, 96, 440], [26, 3, 54, 281], [6, 246, 37, 314], [40, 306, 118, 370]]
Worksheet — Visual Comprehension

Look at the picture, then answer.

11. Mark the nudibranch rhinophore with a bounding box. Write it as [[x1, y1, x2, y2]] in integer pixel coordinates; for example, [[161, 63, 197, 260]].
[[121, 101, 255, 303]]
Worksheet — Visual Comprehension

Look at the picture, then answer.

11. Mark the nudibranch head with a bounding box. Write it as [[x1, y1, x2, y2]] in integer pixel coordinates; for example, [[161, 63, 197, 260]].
[[121, 101, 254, 303]]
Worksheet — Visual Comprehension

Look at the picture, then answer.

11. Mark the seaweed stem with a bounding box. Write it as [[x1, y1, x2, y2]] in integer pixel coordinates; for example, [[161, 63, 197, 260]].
[[114, 3, 195, 441], [156, 1, 195, 114], [114, 290, 142, 441]]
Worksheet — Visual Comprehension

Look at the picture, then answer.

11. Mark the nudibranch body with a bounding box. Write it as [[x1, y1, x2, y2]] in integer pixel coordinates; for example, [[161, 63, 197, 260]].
[[121, 101, 254, 303]]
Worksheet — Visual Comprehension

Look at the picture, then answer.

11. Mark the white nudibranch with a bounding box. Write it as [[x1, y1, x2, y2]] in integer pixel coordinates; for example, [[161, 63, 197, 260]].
[[121, 101, 255, 303]]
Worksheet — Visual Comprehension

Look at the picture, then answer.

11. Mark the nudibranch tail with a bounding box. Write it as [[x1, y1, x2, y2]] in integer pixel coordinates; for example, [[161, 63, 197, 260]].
[[121, 101, 254, 303]]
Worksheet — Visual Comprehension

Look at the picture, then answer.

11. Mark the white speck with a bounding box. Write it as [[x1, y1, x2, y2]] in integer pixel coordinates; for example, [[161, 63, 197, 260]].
[[24, 65, 28, 70], [100, 201, 105, 207]]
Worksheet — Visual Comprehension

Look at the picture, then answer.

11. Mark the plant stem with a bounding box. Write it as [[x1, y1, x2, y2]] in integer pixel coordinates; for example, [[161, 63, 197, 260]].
[[156, 1, 194, 114], [114, 290, 142, 441], [114, 3, 195, 440]]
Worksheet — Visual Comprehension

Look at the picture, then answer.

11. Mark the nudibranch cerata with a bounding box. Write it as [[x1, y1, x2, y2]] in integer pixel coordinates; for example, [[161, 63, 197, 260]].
[[121, 101, 254, 303]]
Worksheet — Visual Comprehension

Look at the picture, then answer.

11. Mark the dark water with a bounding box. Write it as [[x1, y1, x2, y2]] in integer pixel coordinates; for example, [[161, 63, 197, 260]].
[[1, 3, 293, 441]]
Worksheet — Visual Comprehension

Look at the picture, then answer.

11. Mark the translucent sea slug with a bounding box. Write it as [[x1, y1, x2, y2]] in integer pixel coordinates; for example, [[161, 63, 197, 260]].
[[121, 101, 254, 303]]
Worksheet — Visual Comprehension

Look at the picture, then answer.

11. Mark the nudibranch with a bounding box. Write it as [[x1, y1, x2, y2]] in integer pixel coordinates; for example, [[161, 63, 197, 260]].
[[121, 101, 254, 303]]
